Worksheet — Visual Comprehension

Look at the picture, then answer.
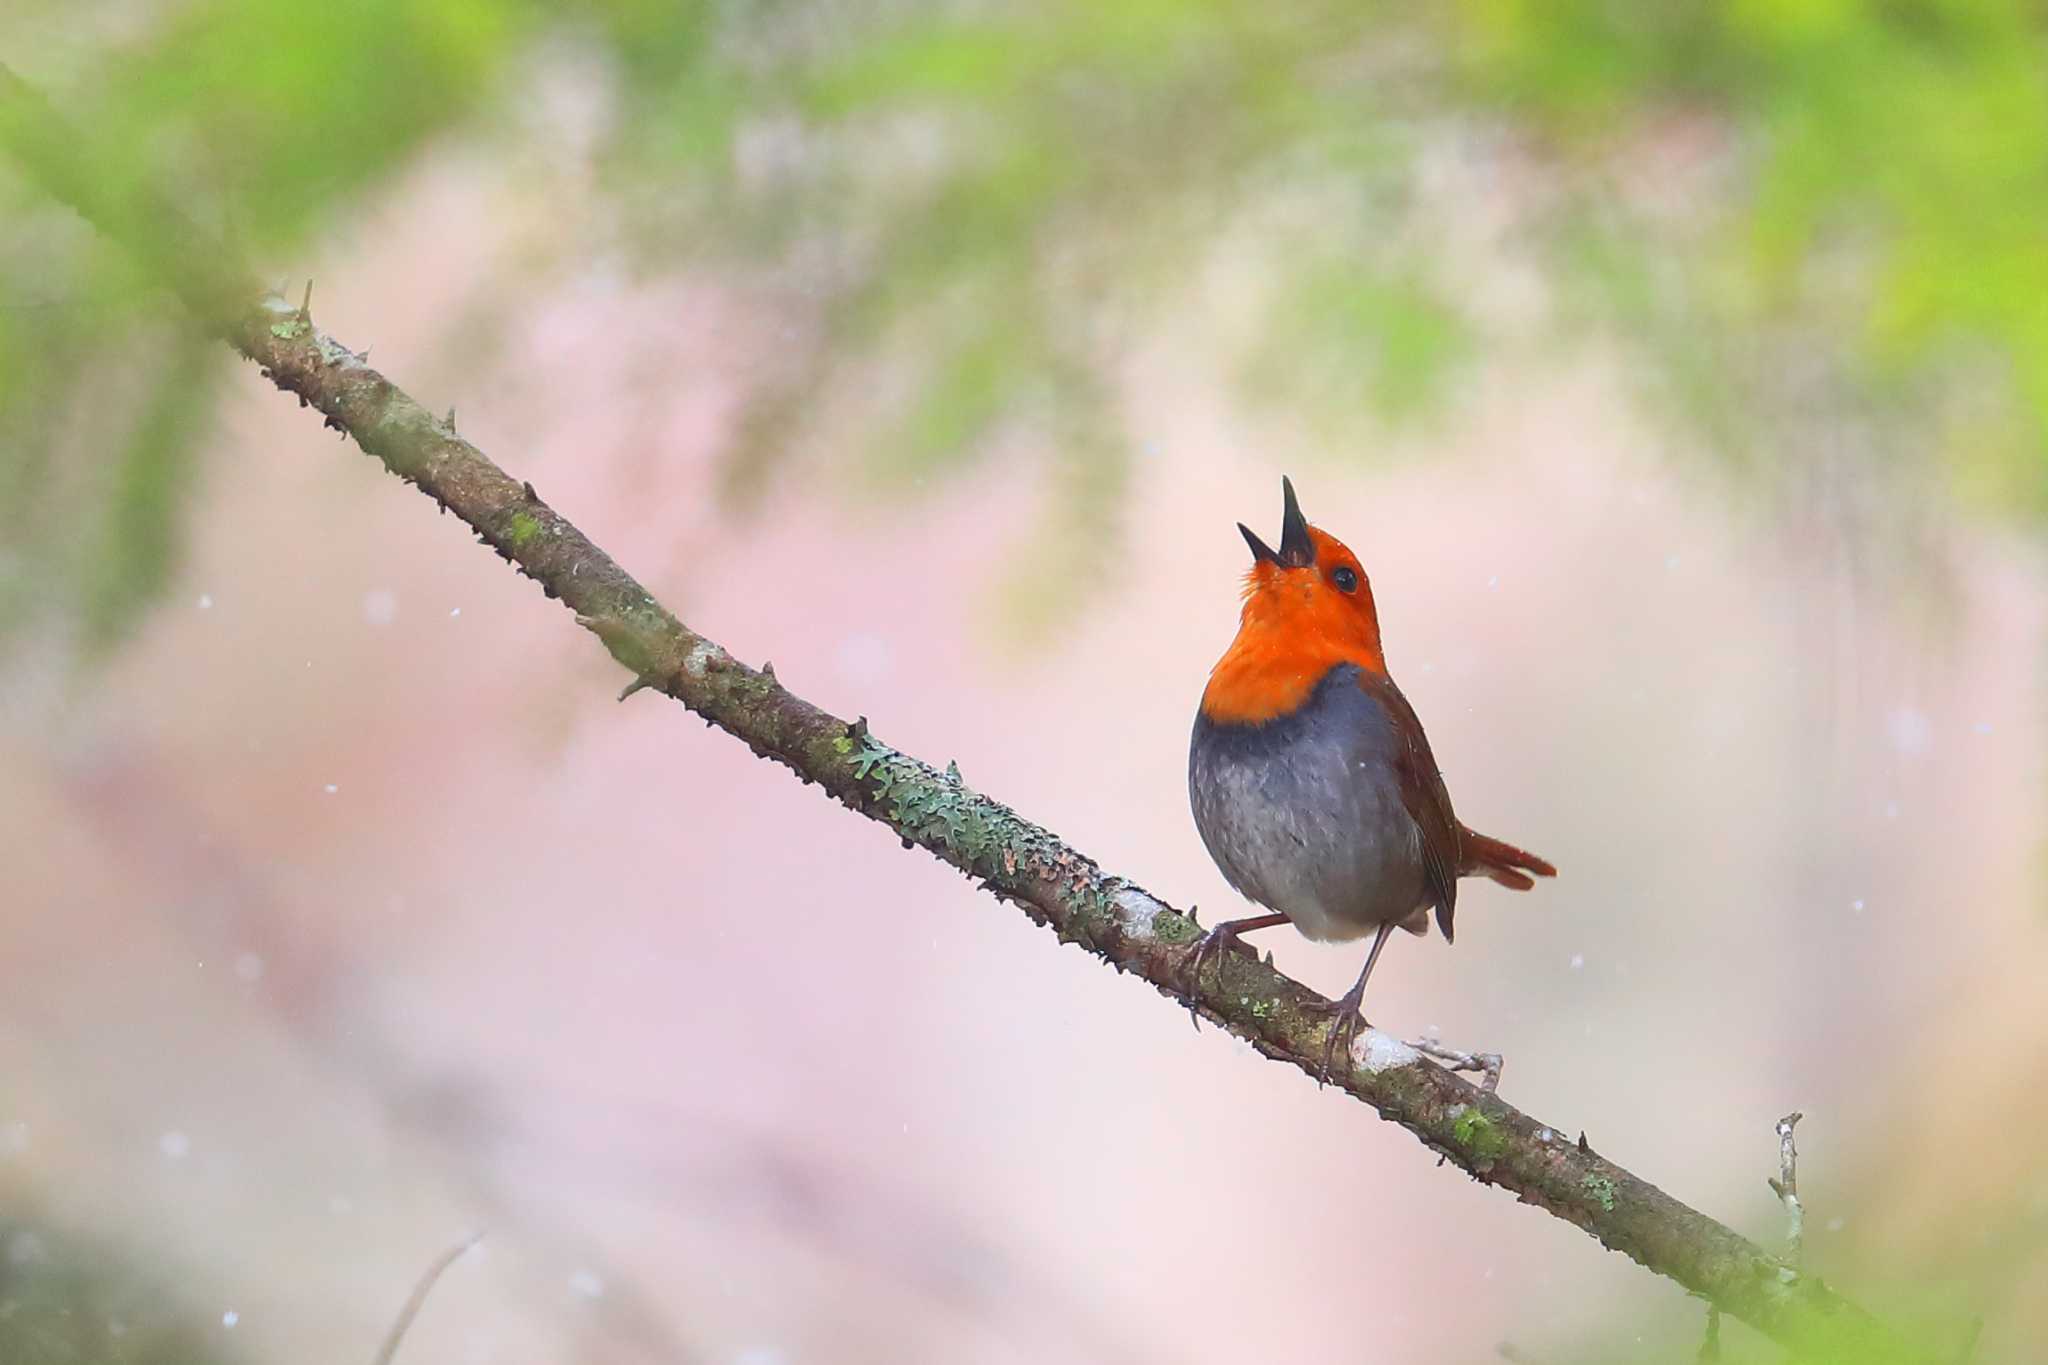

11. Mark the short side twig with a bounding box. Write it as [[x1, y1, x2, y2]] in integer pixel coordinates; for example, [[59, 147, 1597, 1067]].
[[1766, 1111, 1805, 1268], [1697, 1303, 1722, 1362], [372, 1233, 483, 1365], [1409, 1038, 1504, 1094]]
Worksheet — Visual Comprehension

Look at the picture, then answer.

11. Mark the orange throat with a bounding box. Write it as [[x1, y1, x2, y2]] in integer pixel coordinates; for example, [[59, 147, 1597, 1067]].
[[1201, 634, 1382, 725], [1200, 520, 1389, 725], [1201, 602, 1385, 727]]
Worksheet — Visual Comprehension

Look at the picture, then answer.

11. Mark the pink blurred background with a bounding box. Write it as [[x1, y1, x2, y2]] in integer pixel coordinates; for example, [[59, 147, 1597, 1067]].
[[6, 131, 2046, 1365]]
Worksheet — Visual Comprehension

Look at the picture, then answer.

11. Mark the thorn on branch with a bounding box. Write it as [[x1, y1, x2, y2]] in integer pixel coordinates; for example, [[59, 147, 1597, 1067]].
[[1766, 1110, 1804, 1267], [1697, 1304, 1722, 1362], [760, 660, 776, 681], [1577, 1132, 1590, 1155], [618, 676, 659, 703], [298, 277, 313, 320]]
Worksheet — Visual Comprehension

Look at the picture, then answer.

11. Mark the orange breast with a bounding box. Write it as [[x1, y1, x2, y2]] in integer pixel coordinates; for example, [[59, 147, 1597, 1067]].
[[1202, 532, 1388, 725], [1201, 635, 1383, 725]]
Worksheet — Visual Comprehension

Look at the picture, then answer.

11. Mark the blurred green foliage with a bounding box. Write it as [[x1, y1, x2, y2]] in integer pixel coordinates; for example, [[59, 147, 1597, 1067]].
[[2, 0, 2045, 650], [0, 1213, 221, 1365], [1454, 0, 2048, 517], [1, 0, 532, 650]]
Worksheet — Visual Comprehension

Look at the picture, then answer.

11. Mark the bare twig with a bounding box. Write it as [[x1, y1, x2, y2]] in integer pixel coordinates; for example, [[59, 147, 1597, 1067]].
[[372, 1233, 482, 1365], [0, 62, 1937, 1365], [1409, 1038, 1503, 1093], [1766, 1111, 1805, 1267], [1697, 1303, 1722, 1362], [1696, 1111, 1804, 1362]]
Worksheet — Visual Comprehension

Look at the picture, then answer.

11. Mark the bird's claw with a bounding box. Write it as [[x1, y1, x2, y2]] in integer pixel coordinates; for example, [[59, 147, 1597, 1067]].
[[1178, 924, 1256, 1031], [1297, 988, 1369, 1087]]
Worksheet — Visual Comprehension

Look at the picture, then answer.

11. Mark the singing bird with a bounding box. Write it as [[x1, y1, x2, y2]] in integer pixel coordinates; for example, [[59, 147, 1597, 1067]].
[[1187, 478, 1555, 1079]]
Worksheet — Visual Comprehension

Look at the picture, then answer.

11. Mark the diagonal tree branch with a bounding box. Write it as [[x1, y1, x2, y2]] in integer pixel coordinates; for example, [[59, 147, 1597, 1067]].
[[1, 63, 1932, 1364]]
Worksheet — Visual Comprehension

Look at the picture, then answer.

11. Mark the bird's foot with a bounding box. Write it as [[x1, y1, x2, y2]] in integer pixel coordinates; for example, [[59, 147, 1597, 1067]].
[[1297, 981, 1371, 1087], [1409, 1037, 1505, 1094], [1178, 922, 1261, 1031]]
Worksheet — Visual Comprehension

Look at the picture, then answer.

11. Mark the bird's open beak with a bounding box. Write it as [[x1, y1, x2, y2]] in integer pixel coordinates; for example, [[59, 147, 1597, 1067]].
[[1239, 476, 1315, 568]]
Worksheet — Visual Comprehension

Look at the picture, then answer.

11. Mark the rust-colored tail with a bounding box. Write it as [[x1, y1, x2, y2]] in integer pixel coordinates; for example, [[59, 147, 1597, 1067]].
[[1458, 828, 1557, 891]]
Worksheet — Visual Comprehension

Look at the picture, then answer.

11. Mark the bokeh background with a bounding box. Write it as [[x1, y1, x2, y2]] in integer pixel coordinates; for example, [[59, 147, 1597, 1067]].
[[3, 3, 2045, 1362]]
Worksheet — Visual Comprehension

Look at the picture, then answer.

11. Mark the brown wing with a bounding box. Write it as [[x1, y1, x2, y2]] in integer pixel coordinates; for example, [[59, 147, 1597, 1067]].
[[1355, 670, 1462, 942]]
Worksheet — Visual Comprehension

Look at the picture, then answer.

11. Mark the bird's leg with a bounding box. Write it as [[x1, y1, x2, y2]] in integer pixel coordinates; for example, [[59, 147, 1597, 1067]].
[[1179, 912, 1290, 1030], [1298, 920, 1398, 1086]]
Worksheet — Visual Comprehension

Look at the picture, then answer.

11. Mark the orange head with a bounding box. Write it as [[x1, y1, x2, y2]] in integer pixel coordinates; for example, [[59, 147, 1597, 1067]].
[[1200, 478, 1386, 725]]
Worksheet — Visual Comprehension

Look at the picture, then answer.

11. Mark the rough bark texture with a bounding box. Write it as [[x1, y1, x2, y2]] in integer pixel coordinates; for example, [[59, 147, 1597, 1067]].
[[2, 63, 1934, 1364]]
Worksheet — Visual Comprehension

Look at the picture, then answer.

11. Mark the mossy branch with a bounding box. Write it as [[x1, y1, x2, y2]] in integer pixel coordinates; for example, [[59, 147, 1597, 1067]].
[[0, 62, 1934, 1365]]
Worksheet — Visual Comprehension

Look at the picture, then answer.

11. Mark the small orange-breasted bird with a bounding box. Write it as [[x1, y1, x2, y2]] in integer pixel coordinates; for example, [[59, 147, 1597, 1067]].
[[1187, 478, 1555, 1078]]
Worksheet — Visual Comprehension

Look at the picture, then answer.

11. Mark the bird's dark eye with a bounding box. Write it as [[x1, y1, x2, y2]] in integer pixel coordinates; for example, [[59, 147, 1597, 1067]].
[[1331, 566, 1359, 593]]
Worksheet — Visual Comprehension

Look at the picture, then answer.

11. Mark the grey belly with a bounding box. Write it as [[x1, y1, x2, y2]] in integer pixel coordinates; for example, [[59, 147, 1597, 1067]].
[[1189, 671, 1428, 942]]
